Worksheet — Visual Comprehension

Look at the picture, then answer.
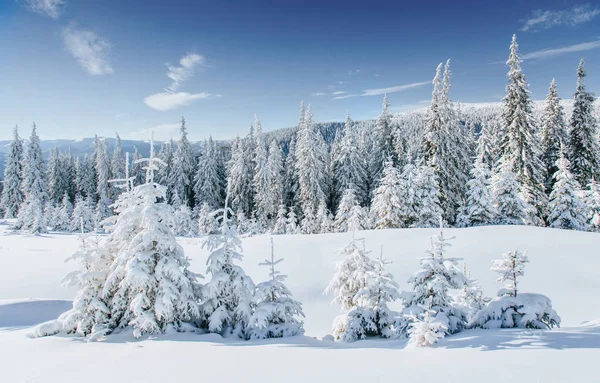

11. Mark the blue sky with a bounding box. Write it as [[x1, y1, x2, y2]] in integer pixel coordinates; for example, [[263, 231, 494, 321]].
[[0, 0, 599, 141]]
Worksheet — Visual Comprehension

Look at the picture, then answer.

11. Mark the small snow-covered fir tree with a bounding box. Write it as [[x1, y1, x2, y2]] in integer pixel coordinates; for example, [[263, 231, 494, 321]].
[[168, 117, 197, 206], [285, 207, 298, 234], [54, 193, 73, 231], [585, 179, 600, 231], [272, 204, 288, 235], [70, 195, 95, 233], [248, 238, 304, 339], [458, 159, 496, 226], [492, 157, 528, 225], [300, 206, 319, 234], [547, 149, 589, 231], [110, 133, 126, 199], [540, 79, 568, 194], [455, 265, 485, 323], [347, 204, 368, 233], [370, 95, 394, 185], [371, 160, 402, 229], [227, 137, 253, 217], [252, 116, 274, 227], [1, 126, 24, 218], [194, 137, 225, 209], [197, 202, 218, 235], [408, 308, 448, 347], [94, 136, 112, 227], [316, 201, 333, 233], [201, 191, 255, 338], [473, 250, 560, 329], [173, 202, 196, 237], [334, 187, 360, 232], [402, 220, 469, 335]]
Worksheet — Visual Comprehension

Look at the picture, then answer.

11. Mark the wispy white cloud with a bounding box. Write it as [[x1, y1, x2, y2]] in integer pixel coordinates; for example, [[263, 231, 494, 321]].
[[25, 0, 65, 19], [522, 39, 600, 60], [127, 123, 181, 141], [333, 93, 360, 100], [311, 92, 327, 96], [144, 92, 210, 111], [348, 69, 361, 76], [62, 26, 113, 75], [332, 91, 347, 95], [521, 4, 600, 32], [361, 81, 430, 97], [166, 53, 206, 91], [389, 99, 430, 113]]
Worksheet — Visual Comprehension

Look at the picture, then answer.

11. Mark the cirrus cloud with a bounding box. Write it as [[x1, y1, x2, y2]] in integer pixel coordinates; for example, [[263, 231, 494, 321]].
[[25, 0, 65, 19], [521, 4, 600, 32], [144, 91, 210, 112], [62, 26, 113, 75]]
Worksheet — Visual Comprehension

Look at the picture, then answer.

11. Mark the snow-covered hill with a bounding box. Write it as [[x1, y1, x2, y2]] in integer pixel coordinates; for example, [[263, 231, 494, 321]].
[[1, 223, 599, 382]]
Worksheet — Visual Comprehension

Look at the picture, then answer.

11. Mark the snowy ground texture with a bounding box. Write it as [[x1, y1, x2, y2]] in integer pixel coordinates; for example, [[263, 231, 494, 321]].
[[1, 222, 600, 382]]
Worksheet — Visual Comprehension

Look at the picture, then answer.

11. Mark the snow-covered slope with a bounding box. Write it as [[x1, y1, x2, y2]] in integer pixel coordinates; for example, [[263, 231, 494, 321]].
[[1, 223, 599, 382]]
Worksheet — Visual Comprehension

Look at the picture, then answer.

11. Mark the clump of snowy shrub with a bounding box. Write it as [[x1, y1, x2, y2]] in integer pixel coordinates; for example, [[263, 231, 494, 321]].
[[408, 309, 448, 347]]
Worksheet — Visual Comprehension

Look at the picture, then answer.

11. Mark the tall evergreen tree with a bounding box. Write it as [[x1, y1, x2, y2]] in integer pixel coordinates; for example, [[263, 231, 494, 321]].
[[94, 136, 112, 226], [370, 95, 393, 186], [157, 139, 174, 189], [371, 160, 402, 229], [111, 133, 126, 198], [568, 58, 599, 186], [169, 117, 196, 206], [413, 163, 444, 228], [283, 137, 299, 209], [332, 113, 369, 208], [47, 147, 64, 204], [1, 126, 24, 218], [252, 116, 273, 227], [540, 79, 568, 194], [227, 137, 253, 216], [492, 157, 528, 225], [16, 124, 48, 233], [458, 158, 496, 226], [266, 139, 285, 210], [194, 136, 225, 209], [501, 35, 546, 224], [295, 103, 329, 217]]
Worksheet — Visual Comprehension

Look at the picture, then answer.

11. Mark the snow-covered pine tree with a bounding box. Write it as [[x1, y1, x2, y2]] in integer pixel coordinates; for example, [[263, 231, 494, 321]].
[[102, 135, 201, 338], [76, 154, 97, 201], [401, 221, 469, 335], [173, 202, 196, 237], [457, 158, 496, 226], [95, 136, 112, 227], [248, 238, 304, 339], [295, 103, 329, 219], [283, 136, 299, 209], [569, 58, 599, 186], [492, 156, 528, 225], [197, 202, 217, 235], [371, 160, 402, 229], [334, 187, 361, 232], [131, 146, 144, 189], [500, 35, 546, 224], [54, 193, 73, 231], [157, 139, 174, 189], [110, 133, 126, 199], [585, 179, 600, 231], [1, 126, 24, 218], [194, 136, 225, 209], [492, 249, 528, 298], [168, 117, 197, 206], [285, 207, 298, 234], [70, 195, 95, 233], [396, 163, 419, 228], [227, 137, 253, 217], [272, 204, 288, 234], [475, 121, 497, 170], [266, 139, 285, 217], [47, 147, 64, 204], [325, 238, 378, 341], [332, 113, 369, 207], [455, 264, 485, 322], [370, 95, 394, 187], [316, 200, 333, 233], [16, 124, 48, 233], [252, 116, 273, 228], [407, 308, 448, 347], [413, 163, 443, 228], [61, 148, 77, 203], [547, 149, 589, 231], [540, 79, 568, 194], [300, 204, 319, 234], [201, 190, 255, 338]]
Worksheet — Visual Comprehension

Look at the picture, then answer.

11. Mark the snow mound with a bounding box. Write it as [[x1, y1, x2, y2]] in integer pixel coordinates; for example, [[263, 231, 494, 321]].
[[472, 293, 561, 329]]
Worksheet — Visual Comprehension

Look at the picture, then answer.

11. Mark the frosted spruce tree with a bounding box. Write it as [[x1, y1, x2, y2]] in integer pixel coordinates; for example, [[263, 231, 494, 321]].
[[295, 103, 329, 221], [547, 150, 589, 231], [413, 164, 443, 228], [16, 124, 48, 233], [407, 308, 447, 347], [157, 139, 174, 188], [283, 136, 300, 209], [397, 163, 419, 228], [70, 195, 95, 233], [252, 116, 273, 228], [492, 157, 528, 225], [569, 58, 599, 186], [168, 117, 197, 206], [248, 238, 304, 339], [194, 136, 225, 209], [53, 193, 73, 231], [334, 187, 361, 232], [332, 113, 368, 207], [458, 158, 496, 226], [540, 79, 568, 194], [201, 191, 255, 338], [77, 154, 98, 200], [285, 207, 298, 234], [102, 135, 201, 338], [47, 147, 64, 204], [227, 137, 253, 217], [475, 121, 497, 170], [402, 221, 469, 335], [266, 139, 285, 217], [370, 95, 394, 186], [501, 35, 546, 224], [94, 136, 112, 227], [272, 204, 288, 234], [110, 133, 126, 199], [316, 201, 334, 233], [197, 202, 217, 235], [1, 126, 24, 218], [371, 160, 402, 229]]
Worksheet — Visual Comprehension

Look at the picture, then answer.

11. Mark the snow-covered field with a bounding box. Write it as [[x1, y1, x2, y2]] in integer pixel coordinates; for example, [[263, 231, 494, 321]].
[[1, 222, 600, 382]]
